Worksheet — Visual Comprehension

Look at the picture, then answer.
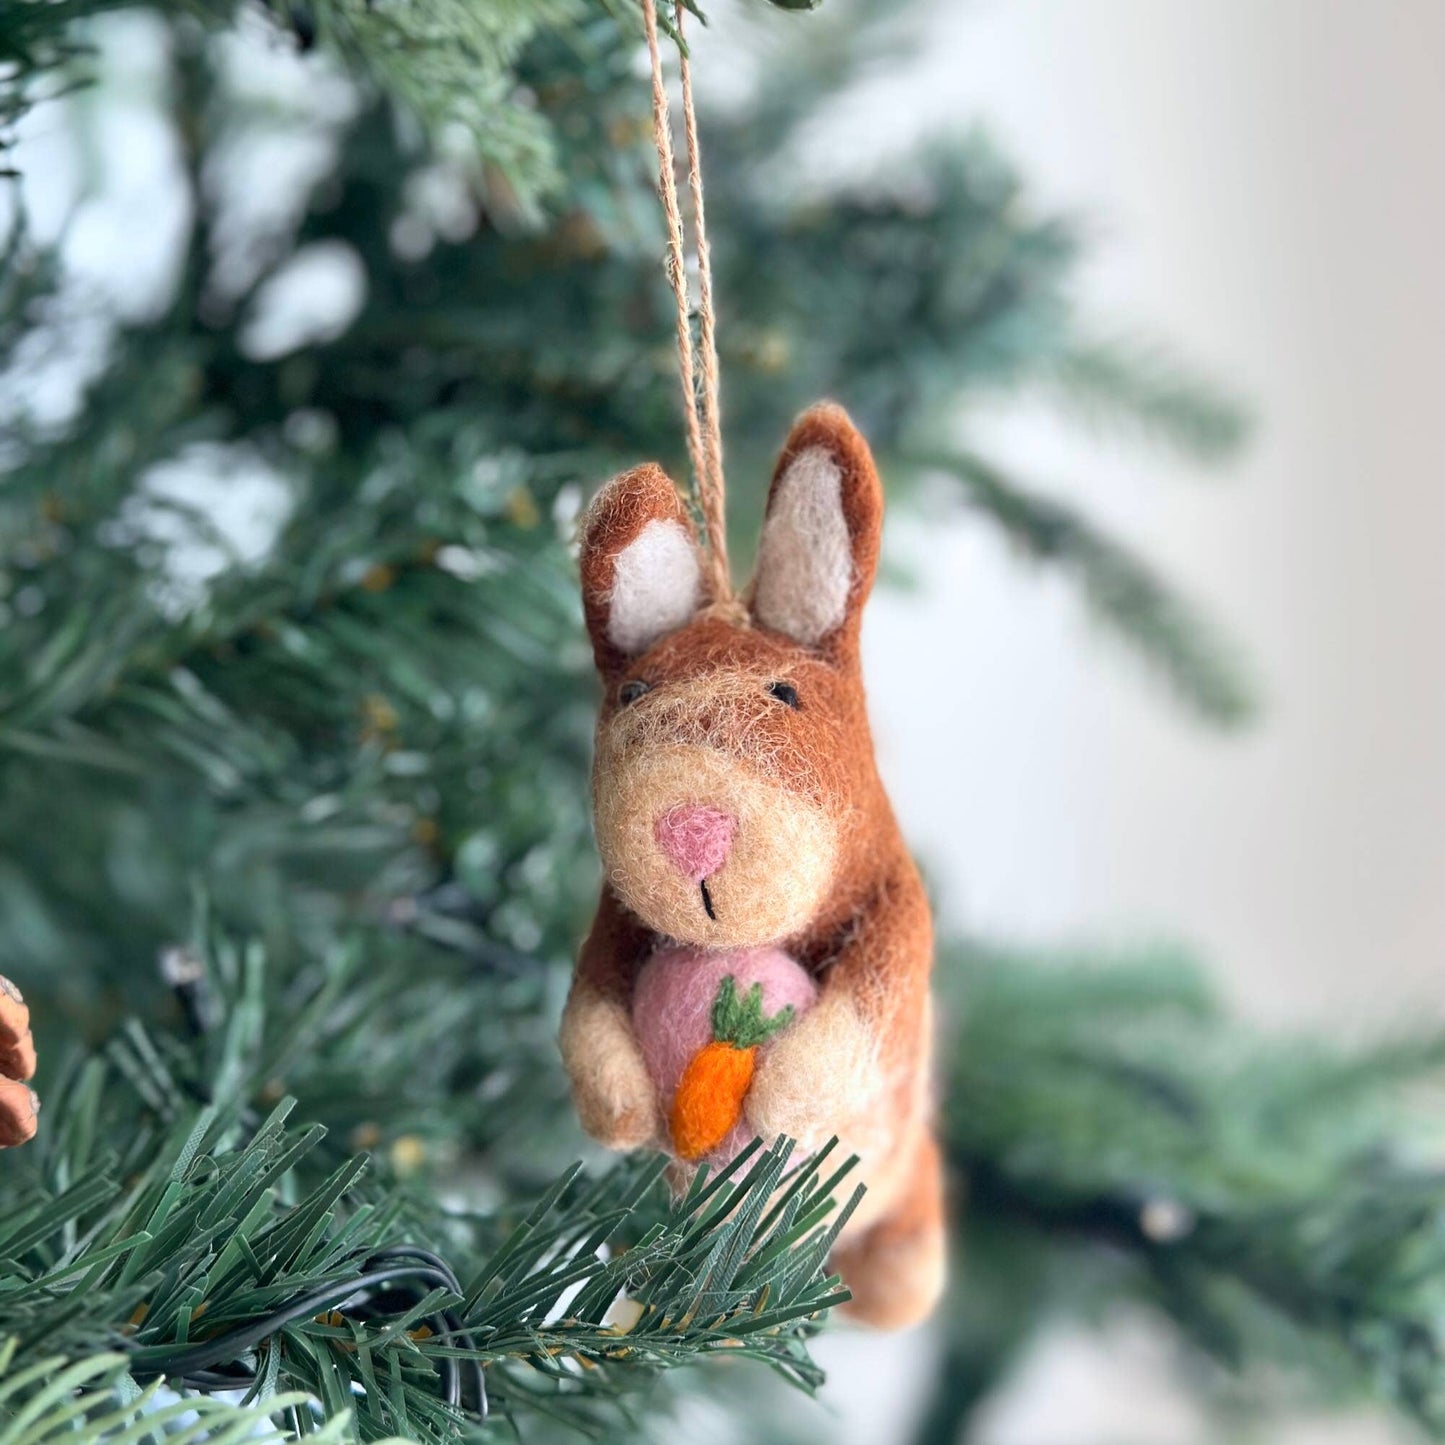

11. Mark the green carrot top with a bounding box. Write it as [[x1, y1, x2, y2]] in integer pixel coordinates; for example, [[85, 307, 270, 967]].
[[710, 975, 796, 1050]]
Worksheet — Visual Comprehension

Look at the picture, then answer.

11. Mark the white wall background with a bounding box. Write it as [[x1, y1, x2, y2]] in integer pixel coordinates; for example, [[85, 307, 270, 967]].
[[859, 0, 1445, 1031], [805, 2, 1445, 1441]]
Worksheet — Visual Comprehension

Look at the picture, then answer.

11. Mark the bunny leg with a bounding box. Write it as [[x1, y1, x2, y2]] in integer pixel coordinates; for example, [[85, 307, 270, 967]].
[[831, 1126, 946, 1330]]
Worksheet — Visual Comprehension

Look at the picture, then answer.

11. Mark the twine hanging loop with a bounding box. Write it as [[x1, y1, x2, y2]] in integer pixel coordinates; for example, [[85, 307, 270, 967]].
[[640, 0, 740, 618]]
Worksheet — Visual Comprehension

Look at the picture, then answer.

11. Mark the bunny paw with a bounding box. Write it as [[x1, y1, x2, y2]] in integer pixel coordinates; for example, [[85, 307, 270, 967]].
[[745, 993, 881, 1152], [559, 991, 659, 1151]]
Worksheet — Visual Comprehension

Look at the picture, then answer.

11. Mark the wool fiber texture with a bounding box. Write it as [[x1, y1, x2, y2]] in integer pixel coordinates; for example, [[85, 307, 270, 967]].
[[753, 446, 852, 644], [0, 976, 37, 1148], [632, 945, 816, 1167], [563, 403, 946, 1329], [606, 517, 702, 657], [558, 984, 658, 1150], [653, 804, 736, 881]]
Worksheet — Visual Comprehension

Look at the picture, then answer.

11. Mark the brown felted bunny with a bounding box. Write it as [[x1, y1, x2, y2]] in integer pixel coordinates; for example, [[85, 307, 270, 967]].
[[560, 403, 944, 1330], [0, 974, 38, 1149]]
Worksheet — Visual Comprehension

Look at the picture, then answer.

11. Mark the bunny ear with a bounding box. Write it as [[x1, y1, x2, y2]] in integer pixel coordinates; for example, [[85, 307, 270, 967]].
[[579, 464, 705, 674], [749, 403, 883, 660]]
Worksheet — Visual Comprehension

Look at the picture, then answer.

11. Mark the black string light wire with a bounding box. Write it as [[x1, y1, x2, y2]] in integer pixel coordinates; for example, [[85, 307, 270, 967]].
[[153, 949, 488, 1421], [130, 1246, 488, 1420]]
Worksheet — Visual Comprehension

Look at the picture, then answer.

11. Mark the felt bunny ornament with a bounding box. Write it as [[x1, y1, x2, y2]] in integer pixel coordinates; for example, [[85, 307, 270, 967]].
[[0, 975, 38, 1148], [560, 403, 944, 1330]]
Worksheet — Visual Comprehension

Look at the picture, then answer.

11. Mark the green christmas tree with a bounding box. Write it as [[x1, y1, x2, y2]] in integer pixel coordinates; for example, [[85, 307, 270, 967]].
[[3, 3, 1445, 1443]]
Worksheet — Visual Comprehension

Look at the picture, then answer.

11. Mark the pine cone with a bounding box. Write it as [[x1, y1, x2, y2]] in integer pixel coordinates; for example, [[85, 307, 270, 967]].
[[0, 975, 38, 1148]]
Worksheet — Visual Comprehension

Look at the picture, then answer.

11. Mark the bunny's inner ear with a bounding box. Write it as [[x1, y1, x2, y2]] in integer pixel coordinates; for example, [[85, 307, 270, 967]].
[[608, 518, 701, 655], [580, 464, 703, 672], [751, 449, 851, 644], [750, 403, 883, 656]]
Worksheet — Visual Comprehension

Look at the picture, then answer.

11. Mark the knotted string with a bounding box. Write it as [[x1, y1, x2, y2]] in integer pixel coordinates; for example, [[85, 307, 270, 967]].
[[640, 0, 739, 616]]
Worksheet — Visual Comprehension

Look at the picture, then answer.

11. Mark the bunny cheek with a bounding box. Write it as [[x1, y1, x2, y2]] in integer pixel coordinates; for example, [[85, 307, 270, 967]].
[[593, 740, 838, 949]]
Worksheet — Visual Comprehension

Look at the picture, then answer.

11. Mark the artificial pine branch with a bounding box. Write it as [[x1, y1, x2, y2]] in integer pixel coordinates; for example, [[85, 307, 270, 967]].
[[0, 3, 1252, 1025], [0, 0, 820, 196], [936, 942, 1445, 1437], [2, 969, 856, 1441], [0, 1344, 355, 1445], [905, 448, 1255, 726], [1047, 336, 1254, 465]]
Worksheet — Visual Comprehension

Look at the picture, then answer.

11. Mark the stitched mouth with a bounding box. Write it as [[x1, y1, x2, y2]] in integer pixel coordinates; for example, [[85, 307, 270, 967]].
[[699, 879, 718, 921]]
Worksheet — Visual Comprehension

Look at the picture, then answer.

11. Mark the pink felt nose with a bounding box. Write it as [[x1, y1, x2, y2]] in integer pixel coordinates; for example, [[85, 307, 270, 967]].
[[655, 805, 736, 881]]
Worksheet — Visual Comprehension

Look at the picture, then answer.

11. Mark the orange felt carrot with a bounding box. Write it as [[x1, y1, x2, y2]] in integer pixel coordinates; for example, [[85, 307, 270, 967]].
[[670, 975, 795, 1162]]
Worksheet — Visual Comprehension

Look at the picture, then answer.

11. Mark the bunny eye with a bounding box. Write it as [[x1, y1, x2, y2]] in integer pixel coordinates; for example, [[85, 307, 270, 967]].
[[618, 679, 652, 706], [766, 681, 800, 709]]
